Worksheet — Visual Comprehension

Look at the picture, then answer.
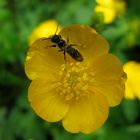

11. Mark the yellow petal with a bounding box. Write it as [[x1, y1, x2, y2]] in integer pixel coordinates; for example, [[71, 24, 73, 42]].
[[95, 0, 125, 24], [25, 38, 65, 80], [59, 25, 109, 62], [95, 6, 116, 24], [29, 20, 61, 45], [90, 54, 126, 106], [62, 92, 109, 134], [123, 61, 140, 100], [28, 79, 69, 122], [124, 82, 135, 100], [96, 0, 114, 7]]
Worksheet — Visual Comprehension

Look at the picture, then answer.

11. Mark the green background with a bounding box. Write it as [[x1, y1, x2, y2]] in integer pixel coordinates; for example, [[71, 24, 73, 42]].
[[0, 0, 140, 139]]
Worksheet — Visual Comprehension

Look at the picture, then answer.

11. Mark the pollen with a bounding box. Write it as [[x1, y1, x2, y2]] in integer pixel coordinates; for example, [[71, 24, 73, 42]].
[[55, 62, 93, 102]]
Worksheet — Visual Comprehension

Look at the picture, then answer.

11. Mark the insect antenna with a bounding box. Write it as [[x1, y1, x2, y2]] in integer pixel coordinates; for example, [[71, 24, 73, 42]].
[[45, 24, 59, 40], [54, 24, 59, 35]]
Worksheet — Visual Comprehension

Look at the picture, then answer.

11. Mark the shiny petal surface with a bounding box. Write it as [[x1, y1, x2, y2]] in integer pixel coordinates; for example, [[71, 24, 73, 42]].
[[90, 54, 126, 106], [25, 38, 65, 80], [62, 92, 109, 134], [28, 79, 69, 122], [59, 25, 109, 62]]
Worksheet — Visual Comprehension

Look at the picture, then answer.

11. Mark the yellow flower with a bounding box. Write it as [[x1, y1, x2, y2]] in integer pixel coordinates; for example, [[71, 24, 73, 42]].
[[123, 61, 140, 100], [28, 20, 61, 45], [25, 25, 126, 134], [95, 0, 126, 24]]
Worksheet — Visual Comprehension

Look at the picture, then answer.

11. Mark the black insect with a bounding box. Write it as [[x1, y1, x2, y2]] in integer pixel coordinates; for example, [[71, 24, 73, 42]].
[[44, 25, 83, 65], [50, 34, 83, 62]]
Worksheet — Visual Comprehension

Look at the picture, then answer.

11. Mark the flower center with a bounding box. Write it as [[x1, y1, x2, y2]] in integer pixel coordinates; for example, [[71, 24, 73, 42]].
[[55, 62, 94, 102]]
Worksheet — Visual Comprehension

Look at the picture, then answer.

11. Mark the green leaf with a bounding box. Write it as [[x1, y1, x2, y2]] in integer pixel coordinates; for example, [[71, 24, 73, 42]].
[[122, 100, 140, 123]]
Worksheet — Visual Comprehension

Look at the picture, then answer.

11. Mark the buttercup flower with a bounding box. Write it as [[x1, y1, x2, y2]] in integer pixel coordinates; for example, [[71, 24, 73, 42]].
[[25, 25, 126, 133], [95, 0, 126, 24], [28, 19, 61, 45], [123, 61, 140, 100]]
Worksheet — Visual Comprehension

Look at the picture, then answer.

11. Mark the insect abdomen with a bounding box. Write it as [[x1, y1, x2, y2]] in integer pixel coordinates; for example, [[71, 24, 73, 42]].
[[66, 46, 83, 61]]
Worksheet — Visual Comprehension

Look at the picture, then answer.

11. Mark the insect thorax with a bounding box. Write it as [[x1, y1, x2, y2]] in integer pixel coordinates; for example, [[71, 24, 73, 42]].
[[58, 40, 66, 48]]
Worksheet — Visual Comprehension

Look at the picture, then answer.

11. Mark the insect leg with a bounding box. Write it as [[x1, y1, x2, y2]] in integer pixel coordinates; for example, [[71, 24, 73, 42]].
[[49, 45, 56, 47], [63, 45, 66, 69], [67, 29, 70, 43], [58, 48, 63, 52], [45, 44, 56, 49], [63, 29, 70, 69]]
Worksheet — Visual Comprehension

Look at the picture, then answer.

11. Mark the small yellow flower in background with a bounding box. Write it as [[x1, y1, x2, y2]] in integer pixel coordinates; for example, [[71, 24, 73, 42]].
[[123, 61, 140, 100], [25, 25, 126, 134], [95, 0, 126, 24], [28, 20, 61, 45]]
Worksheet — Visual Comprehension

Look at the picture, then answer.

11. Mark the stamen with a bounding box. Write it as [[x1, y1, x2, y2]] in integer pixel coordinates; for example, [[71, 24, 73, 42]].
[[55, 62, 94, 102]]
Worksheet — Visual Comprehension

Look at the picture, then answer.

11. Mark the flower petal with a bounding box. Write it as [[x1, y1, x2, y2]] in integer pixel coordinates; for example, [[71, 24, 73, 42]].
[[59, 25, 109, 62], [25, 38, 65, 80], [29, 20, 61, 45], [124, 82, 135, 99], [95, 6, 116, 24], [28, 79, 69, 122], [62, 92, 109, 134], [96, 0, 114, 7], [90, 54, 126, 106], [123, 61, 140, 99]]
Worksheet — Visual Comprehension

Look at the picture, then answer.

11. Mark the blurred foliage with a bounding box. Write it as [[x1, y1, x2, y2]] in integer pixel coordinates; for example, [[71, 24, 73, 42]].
[[0, 0, 140, 139]]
